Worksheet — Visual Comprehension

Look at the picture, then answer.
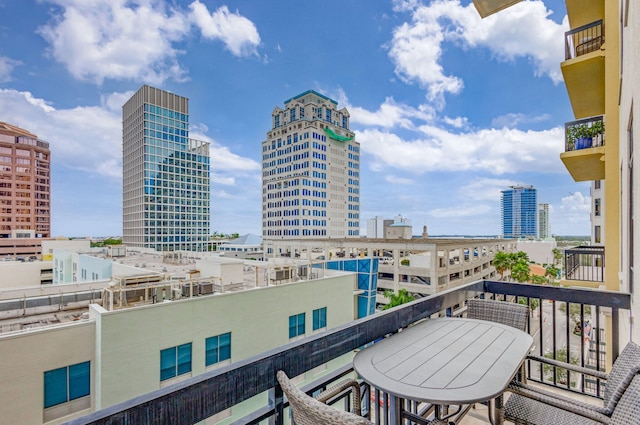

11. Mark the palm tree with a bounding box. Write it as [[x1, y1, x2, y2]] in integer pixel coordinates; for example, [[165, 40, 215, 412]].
[[493, 251, 509, 280], [552, 248, 562, 266], [545, 264, 560, 283], [511, 261, 531, 283], [382, 289, 415, 310]]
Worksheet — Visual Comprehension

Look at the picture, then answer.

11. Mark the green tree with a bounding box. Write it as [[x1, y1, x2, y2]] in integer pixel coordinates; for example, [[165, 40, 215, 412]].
[[492, 251, 508, 280], [517, 297, 540, 315], [552, 248, 562, 266], [382, 289, 415, 310], [542, 348, 579, 386], [529, 274, 547, 285], [545, 264, 560, 283], [511, 261, 531, 283]]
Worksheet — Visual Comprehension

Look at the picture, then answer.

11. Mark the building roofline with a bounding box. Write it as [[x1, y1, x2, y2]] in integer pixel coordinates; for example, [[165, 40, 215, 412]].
[[284, 90, 338, 106]]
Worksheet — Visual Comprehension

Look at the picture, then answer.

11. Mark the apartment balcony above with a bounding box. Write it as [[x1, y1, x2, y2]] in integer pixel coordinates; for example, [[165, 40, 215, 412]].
[[561, 20, 605, 119], [563, 245, 605, 288], [560, 116, 605, 182], [565, 0, 604, 30]]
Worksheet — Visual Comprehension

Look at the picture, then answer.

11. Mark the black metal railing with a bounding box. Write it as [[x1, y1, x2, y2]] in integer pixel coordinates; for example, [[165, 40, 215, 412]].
[[565, 246, 605, 282], [565, 116, 605, 152], [62, 280, 630, 425], [565, 20, 604, 60]]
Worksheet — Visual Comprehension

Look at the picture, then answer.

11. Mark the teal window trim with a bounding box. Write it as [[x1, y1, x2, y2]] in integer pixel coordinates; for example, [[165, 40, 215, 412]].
[[160, 343, 192, 381], [205, 332, 231, 366], [44, 361, 90, 408], [289, 313, 305, 338], [313, 307, 327, 330]]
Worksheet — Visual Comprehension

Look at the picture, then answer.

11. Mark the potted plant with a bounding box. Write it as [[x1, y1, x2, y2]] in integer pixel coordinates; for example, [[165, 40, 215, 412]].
[[590, 120, 605, 146], [568, 123, 592, 150]]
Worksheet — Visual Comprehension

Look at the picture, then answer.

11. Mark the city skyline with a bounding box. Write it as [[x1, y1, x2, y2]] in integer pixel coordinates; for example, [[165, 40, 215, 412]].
[[0, 0, 590, 237]]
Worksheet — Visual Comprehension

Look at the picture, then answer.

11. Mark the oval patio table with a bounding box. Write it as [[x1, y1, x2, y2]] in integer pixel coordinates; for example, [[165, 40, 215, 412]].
[[353, 317, 533, 424]]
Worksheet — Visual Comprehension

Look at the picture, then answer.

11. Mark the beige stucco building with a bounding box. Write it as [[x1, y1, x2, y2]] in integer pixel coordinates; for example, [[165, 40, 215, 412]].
[[0, 256, 358, 425]]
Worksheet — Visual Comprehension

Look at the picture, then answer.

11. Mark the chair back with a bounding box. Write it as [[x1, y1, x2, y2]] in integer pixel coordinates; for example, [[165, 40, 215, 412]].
[[603, 342, 640, 409], [467, 298, 529, 331], [276, 371, 373, 425], [610, 372, 640, 425]]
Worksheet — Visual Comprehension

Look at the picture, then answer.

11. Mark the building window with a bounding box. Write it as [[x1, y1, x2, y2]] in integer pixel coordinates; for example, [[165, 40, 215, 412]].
[[44, 362, 90, 408], [594, 180, 601, 190], [594, 198, 601, 216], [289, 313, 305, 338], [313, 307, 327, 330], [594, 225, 601, 244], [160, 343, 192, 381], [205, 333, 231, 366]]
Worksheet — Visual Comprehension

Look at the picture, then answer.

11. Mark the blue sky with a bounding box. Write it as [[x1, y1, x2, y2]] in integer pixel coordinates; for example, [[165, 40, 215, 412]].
[[0, 0, 591, 237]]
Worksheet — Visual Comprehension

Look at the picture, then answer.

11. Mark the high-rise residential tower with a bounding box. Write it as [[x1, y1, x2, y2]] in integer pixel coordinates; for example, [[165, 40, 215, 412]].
[[122, 86, 210, 252], [501, 185, 537, 239], [0, 122, 50, 239], [262, 90, 360, 239], [538, 203, 550, 239]]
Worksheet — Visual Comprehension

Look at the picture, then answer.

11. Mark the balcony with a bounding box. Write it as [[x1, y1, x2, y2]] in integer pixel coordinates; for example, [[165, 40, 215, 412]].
[[62, 280, 630, 425], [563, 246, 605, 288], [560, 116, 605, 182], [561, 20, 605, 119]]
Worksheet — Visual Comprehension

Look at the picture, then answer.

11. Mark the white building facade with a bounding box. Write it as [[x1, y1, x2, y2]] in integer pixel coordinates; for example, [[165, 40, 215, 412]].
[[262, 90, 360, 239]]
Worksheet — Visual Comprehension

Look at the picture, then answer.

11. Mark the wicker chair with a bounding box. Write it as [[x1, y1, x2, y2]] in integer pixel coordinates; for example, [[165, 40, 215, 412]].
[[505, 341, 640, 425], [466, 298, 529, 331], [276, 370, 373, 425]]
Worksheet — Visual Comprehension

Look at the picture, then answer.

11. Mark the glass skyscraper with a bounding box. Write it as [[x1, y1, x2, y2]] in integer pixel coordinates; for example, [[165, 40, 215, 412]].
[[122, 85, 210, 252], [501, 185, 537, 239]]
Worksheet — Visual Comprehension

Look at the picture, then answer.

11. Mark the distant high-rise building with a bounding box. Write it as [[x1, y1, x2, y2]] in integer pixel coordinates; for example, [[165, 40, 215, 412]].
[[262, 90, 360, 239], [501, 185, 537, 239], [0, 122, 50, 239], [538, 203, 550, 239], [122, 85, 210, 252]]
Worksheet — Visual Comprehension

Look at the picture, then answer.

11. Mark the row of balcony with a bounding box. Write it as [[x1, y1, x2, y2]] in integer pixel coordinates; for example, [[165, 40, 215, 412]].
[[561, 17, 605, 182], [63, 279, 629, 425]]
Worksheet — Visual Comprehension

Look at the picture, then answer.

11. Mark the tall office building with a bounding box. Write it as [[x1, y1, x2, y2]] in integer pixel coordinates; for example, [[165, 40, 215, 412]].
[[0, 122, 50, 239], [538, 203, 550, 239], [122, 86, 210, 252], [262, 90, 360, 239], [501, 185, 537, 239]]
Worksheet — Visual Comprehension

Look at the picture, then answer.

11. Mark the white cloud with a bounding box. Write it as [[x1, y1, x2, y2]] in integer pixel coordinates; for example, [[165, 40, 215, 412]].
[[38, 0, 261, 84], [190, 1, 261, 57], [560, 191, 591, 212], [0, 89, 122, 177], [189, 131, 261, 172], [459, 178, 522, 202], [333, 89, 434, 129], [101, 90, 135, 113], [39, 0, 190, 84], [491, 112, 551, 129], [442, 116, 468, 129], [211, 175, 236, 186], [0, 89, 259, 180], [386, 175, 415, 185], [388, 0, 567, 103], [357, 125, 564, 175], [0, 56, 21, 82], [351, 97, 435, 129]]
